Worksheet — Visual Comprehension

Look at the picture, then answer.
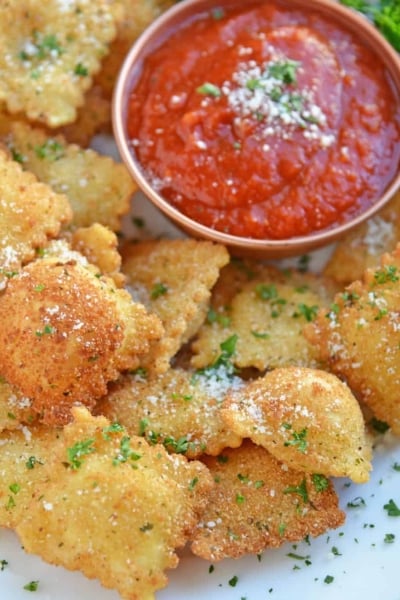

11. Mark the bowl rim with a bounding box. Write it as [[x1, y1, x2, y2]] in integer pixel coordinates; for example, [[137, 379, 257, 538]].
[[112, 0, 400, 256]]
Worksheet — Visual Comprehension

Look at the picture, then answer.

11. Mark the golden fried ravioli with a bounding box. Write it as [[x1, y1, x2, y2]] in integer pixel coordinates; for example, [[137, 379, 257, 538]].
[[0, 149, 71, 282], [222, 367, 372, 483], [16, 408, 213, 600], [324, 191, 400, 285], [0, 257, 162, 424], [190, 441, 345, 561], [97, 366, 243, 458], [191, 265, 335, 371], [0, 0, 122, 126], [122, 239, 229, 372], [306, 245, 400, 435], [6, 121, 134, 230]]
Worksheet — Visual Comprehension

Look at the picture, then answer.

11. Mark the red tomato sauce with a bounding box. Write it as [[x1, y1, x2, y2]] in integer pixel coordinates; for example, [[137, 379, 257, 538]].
[[127, 1, 400, 239]]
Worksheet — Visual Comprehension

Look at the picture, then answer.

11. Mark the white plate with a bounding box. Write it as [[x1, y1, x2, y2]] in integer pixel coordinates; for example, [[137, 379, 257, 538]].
[[1, 136, 400, 600]]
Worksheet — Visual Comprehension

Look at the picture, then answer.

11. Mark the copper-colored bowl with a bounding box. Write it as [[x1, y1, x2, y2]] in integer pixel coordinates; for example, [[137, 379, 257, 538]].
[[112, 0, 400, 258]]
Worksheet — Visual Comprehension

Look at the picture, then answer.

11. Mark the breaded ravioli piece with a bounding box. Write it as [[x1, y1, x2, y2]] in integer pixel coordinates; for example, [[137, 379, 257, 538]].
[[191, 264, 335, 371], [0, 424, 63, 528], [0, 149, 72, 284], [190, 441, 345, 561], [5, 121, 134, 230], [96, 365, 243, 458], [70, 224, 125, 287], [0, 257, 163, 425], [222, 367, 372, 483], [306, 245, 400, 435], [0, 0, 122, 127], [324, 191, 400, 286], [16, 408, 213, 600], [122, 239, 229, 373]]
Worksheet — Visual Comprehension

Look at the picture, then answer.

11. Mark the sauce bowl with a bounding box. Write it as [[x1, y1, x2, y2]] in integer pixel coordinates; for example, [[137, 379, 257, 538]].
[[112, 0, 400, 258]]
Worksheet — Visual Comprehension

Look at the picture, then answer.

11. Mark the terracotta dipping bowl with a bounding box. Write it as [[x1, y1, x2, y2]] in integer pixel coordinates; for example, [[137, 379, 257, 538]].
[[112, 0, 400, 258]]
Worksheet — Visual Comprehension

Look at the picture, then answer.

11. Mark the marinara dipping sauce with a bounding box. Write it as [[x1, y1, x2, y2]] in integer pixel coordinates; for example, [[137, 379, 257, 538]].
[[127, 1, 400, 240]]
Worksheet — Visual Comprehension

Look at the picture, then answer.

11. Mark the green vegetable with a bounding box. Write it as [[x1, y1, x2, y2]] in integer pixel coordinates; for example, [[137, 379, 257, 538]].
[[339, 0, 400, 51]]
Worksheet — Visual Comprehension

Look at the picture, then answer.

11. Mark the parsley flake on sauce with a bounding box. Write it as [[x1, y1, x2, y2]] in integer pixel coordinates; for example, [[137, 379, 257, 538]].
[[196, 82, 221, 97]]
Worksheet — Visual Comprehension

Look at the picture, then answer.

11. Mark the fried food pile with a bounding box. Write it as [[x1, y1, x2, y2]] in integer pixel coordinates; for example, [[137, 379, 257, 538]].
[[0, 1, 398, 599]]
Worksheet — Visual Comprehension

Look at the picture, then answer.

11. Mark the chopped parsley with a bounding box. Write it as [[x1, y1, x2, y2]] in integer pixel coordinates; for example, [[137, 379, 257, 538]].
[[251, 329, 270, 339], [384, 533, 395, 543], [10, 148, 26, 164], [283, 478, 309, 503], [207, 307, 231, 327], [236, 492, 245, 505], [0, 559, 8, 571], [374, 265, 399, 284], [383, 499, 400, 516], [25, 456, 42, 470], [311, 473, 329, 492], [9, 483, 21, 495], [268, 60, 300, 84], [228, 575, 239, 587], [189, 477, 199, 491], [67, 438, 96, 469], [286, 551, 311, 562], [195, 334, 238, 380], [324, 575, 334, 584], [34, 139, 64, 161], [163, 435, 192, 454], [283, 424, 308, 453], [23, 580, 39, 591], [196, 82, 221, 97], [102, 422, 124, 440], [150, 282, 168, 299], [112, 436, 142, 465], [74, 62, 88, 76], [35, 324, 55, 337], [293, 303, 319, 322]]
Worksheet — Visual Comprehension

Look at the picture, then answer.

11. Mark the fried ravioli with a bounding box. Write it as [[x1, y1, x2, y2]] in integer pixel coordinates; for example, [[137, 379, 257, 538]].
[[0, 257, 162, 424], [122, 239, 229, 373], [222, 367, 372, 483], [96, 366, 243, 458], [306, 244, 400, 434], [15, 408, 213, 600], [190, 441, 345, 561], [0, 148, 72, 284]]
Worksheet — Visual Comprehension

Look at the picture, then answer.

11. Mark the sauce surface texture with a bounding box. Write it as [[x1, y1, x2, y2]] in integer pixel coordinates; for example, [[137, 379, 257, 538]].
[[127, 1, 400, 239]]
